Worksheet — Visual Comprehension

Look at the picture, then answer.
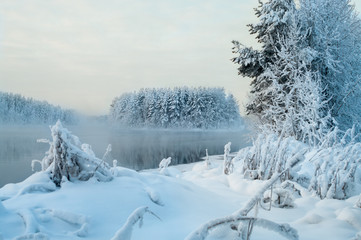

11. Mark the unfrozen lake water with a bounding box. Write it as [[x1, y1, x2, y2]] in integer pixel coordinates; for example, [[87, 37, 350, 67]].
[[0, 125, 250, 187]]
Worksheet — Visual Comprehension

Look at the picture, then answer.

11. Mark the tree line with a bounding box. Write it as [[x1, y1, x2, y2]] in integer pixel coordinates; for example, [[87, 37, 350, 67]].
[[0, 92, 77, 125]]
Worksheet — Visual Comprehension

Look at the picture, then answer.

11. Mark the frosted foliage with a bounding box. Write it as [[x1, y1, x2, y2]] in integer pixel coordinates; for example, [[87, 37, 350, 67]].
[[232, 0, 331, 143], [234, 128, 361, 199], [0, 91, 77, 125], [299, 0, 361, 131], [308, 129, 361, 199], [34, 121, 113, 187], [233, 134, 307, 180], [109, 87, 241, 129]]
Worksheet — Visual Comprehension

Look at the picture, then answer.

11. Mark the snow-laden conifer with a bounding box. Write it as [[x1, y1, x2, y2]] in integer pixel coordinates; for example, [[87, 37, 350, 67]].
[[33, 121, 113, 187], [233, 0, 331, 143]]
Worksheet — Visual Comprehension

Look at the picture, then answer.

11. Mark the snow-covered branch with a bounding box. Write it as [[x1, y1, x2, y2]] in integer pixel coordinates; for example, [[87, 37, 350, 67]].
[[185, 216, 298, 240], [186, 169, 298, 240], [111, 206, 160, 240]]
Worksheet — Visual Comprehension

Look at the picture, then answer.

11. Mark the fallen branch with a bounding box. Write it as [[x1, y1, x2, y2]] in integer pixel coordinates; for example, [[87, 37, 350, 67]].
[[185, 169, 299, 240], [185, 216, 298, 240], [111, 206, 161, 240], [17, 209, 39, 234]]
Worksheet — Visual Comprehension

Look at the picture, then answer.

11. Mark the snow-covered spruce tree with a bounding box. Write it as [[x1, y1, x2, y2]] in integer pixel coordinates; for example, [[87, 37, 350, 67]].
[[299, 0, 361, 131], [35, 121, 112, 187], [232, 0, 330, 143], [232, 0, 297, 118]]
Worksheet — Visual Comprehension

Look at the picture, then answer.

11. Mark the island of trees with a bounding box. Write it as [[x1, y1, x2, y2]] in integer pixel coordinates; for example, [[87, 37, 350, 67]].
[[109, 87, 241, 129]]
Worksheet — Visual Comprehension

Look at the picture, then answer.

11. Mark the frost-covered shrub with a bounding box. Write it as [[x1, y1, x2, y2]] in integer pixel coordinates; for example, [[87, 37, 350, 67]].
[[308, 143, 361, 199], [234, 126, 361, 200], [159, 157, 171, 175], [33, 121, 113, 187], [159, 157, 171, 170], [233, 134, 307, 180], [204, 149, 211, 169], [305, 126, 361, 199], [223, 142, 233, 175]]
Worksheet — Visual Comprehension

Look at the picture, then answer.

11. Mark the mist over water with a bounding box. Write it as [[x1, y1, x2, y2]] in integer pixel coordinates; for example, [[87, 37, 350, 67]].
[[0, 124, 250, 187]]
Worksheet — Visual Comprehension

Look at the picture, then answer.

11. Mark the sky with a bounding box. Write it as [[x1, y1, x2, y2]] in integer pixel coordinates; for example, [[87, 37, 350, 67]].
[[0, 0, 361, 115]]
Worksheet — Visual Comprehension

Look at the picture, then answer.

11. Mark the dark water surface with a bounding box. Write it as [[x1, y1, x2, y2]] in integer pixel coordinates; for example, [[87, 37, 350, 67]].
[[0, 125, 250, 187]]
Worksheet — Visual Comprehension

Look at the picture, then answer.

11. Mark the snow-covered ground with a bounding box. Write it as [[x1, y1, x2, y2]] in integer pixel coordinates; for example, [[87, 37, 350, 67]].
[[0, 157, 360, 240]]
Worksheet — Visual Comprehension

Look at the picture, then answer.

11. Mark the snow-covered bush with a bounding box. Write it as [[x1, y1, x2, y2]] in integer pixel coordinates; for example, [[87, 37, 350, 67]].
[[223, 142, 233, 175], [159, 157, 171, 170], [308, 128, 361, 199], [233, 134, 307, 181], [204, 149, 211, 169], [159, 157, 171, 175], [233, 126, 361, 200], [33, 121, 113, 187]]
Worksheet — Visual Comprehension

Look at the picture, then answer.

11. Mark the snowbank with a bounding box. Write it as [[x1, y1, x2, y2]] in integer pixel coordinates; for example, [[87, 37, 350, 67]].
[[1, 158, 360, 240]]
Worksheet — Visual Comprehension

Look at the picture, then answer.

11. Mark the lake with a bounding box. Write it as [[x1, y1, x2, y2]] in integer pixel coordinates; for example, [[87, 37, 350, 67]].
[[0, 124, 250, 187]]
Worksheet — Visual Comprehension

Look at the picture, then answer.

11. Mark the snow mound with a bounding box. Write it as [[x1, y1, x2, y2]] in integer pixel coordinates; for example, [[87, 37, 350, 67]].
[[336, 207, 361, 230], [299, 212, 324, 224]]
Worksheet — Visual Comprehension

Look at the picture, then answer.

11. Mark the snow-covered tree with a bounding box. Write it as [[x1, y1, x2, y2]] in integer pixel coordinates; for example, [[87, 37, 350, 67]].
[[34, 121, 113, 187], [233, 0, 331, 143], [232, 0, 297, 118], [299, 0, 361, 131]]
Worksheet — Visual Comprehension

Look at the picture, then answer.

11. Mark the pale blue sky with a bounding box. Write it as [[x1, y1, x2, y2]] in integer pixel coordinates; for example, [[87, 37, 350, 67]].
[[0, 0, 360, 115]]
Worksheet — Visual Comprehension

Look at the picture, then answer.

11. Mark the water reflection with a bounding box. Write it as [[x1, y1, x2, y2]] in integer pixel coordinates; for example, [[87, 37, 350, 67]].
[[0, 125, 250, 187]]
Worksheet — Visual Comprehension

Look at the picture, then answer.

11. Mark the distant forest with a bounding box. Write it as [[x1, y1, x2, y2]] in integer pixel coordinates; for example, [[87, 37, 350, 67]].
[[109, 87, 241, 129], [0, 92, 77, 125]]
